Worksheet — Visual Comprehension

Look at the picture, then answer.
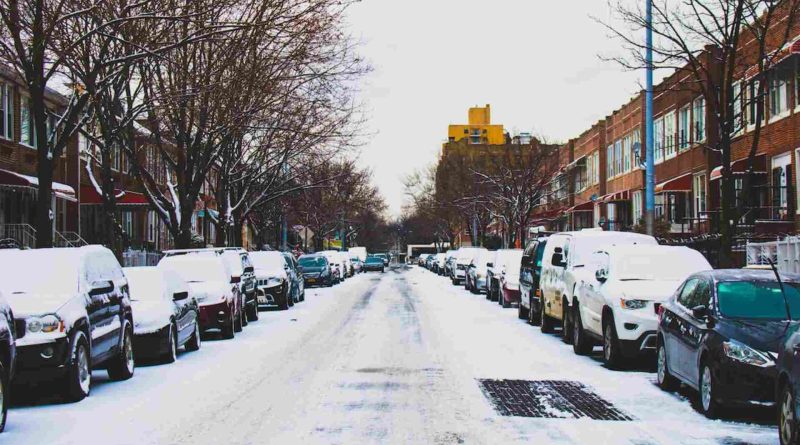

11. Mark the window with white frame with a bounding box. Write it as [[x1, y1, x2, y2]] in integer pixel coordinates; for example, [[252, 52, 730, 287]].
[[632, 190, 643, 223], [732, 82, 743, 135], [592, 152, 600, 185], [769, 68, 790, 119], [0, 84, 12, 140], [614, 140, 622, 176], [623, 134, 632, 172], [147, 211, 157, 242], [122, 211, 132, 236], [693, 174, 707, 219], [693, 96, 705, 143], [654, 117, 664, 164], [664, 111, 676, 159], [678, 105, 690, 150], [655, 194, 665, 219], [111, 144, 120, 171], [606, 144, 614, 178], [748, 80, 765, 126]]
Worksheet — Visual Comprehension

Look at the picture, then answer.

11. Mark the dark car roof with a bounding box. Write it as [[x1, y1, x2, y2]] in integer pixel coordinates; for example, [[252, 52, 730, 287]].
[[697, 269, 800, 283]]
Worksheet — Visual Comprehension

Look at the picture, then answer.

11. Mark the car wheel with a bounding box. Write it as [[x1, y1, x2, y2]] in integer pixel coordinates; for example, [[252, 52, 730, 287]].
[[279, 290, 290, 310], [246, 299, 259, 322], [699, 362, 720, 418], [518, 300, 529, 320], [185, 321, 201, 352], [501, 290, 510, 309], [63, 331, 91, 402], [161, 323, 178, 364], [300, 290, 306, 302], [528, 299, 541, 326], [107, 321, 135, 381], [222, 309, 236, 339], [656, 341, 678, 391], [602, 320, 623, 369], [0, 362, 6, 433], [241, 299, 249, 327], [781, 383, 799, 445], [541, 312, 555, 333], [572, 306, 593, 355], [234, 307, 244, 332], [562, 301, 573, 344]]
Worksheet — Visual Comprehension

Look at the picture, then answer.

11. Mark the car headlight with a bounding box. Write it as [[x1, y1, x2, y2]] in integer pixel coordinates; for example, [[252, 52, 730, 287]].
[[620, 298, 648, 310], [723, 340, 774, 367], [27, 314, 63, 334]]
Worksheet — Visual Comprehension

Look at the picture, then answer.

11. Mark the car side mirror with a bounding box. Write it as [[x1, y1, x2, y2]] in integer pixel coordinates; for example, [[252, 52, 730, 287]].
[[88, 280, 114, 296], [691, 305, 708, 320], [487, 262, 494, 268], [551, 252, 565, 267], [521, 255, 531, 266], [595, 268, 608, 283], [231, 276, 241, 284], [173, 291, 189, 301]]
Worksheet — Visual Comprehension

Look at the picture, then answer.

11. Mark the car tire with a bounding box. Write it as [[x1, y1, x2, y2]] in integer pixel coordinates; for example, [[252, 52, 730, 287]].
[[541, 312, 555, 333], [63, 331, 91, 402], [699, 362, 720, 418], [161, 323, 178, 364], [501, 290, 510, 308], [572, 306, 593, 355], [107, 321, 135, 381], [279, 290, 290, 310], [300, 290, 306, 302], [241, 299, 249, 327], [518, 300, 529, 319], [234, 307, 244, 332], [528, 299, 541, 326], [562, 301, 573, 345], [656, 341, 678, 391], [222, 309, 236, 339], [780, 383, 799, 445], [246, 299, 259, 322], [602, 319, 624, 369], [185, 321, 201, 352], [0, 362, 6, 433]]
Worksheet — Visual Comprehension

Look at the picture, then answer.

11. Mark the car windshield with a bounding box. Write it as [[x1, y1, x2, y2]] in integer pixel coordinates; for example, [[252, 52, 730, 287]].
[[615, 252, 709, 281], [366, 257, 383, 264], [717, 281, 800, 320], [534, 242, 547, 268], [160, 257, 227, 283], [299, 256, 326, 268], [125, 269, 164, 301], [0, 250, 80, 294], [250, 252, 286, 270]]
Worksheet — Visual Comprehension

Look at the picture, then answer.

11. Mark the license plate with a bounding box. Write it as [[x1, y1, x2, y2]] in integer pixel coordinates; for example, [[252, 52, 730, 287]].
[[307, 278, 316, 283]]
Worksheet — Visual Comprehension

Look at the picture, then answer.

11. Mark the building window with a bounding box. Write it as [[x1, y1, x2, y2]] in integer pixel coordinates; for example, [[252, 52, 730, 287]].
[[632, 190, 643, 224], [606, 144, 614, 178], [772, 153, 792, 220], [678, 105, 690, 150], [111, 144, 120, 171], [0, 84, 12, 140], [664, 111, 676, 159], [614, 140, 622, 176], [147, 211, 157, 242], [692, 97, 705, 143], [654, 117, 664, 164], [748, 80, 765, 126], [732, 82, 743, 135], [769, 69, 790, 120], [693, 174, 707, 219]]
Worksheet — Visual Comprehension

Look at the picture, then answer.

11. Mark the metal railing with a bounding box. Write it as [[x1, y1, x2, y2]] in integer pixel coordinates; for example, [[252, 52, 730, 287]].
[[59, 231, 88, 247], [0, 224, 37, 249], [122, 250, 162, 267]]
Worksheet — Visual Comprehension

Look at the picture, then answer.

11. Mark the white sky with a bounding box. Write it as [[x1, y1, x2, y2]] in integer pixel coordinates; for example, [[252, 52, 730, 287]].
[[346, 0, 647, 217]]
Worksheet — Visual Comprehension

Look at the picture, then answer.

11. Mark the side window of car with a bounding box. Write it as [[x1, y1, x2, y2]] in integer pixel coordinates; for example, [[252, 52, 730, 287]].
[[677, 278, 700, 308], [692, 279, 712, 308], [562, 240, 570, 266]]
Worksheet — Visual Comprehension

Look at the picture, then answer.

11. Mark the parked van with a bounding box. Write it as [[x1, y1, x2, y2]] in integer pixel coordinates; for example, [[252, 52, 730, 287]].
[[538, 230, 657, 339], [519, 235, 550, 324]]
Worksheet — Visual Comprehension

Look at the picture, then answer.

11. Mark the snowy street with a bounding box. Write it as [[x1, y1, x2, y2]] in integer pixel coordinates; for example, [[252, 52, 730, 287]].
[[5, 265, 779, 445]]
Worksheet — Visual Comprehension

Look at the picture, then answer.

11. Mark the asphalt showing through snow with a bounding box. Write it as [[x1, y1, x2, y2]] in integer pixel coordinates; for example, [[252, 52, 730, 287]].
[[5, 265, 780, 444]]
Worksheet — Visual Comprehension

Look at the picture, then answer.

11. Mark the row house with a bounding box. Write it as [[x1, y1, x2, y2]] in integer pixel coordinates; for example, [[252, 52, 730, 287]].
[[602, 93, 644, 232], [565, 121, 605, 230]]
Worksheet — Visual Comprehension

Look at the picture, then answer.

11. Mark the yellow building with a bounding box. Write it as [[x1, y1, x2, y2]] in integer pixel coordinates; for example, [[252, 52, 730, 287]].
[[447, 104, 505, 145]]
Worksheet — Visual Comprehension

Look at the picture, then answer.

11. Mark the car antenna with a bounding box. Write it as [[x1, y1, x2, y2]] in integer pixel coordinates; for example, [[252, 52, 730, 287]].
[[764, 254, 792, 322]]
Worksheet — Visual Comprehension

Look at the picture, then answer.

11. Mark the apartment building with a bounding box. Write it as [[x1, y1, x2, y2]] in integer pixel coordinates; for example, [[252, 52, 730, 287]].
[[566, 121, 605, 230]]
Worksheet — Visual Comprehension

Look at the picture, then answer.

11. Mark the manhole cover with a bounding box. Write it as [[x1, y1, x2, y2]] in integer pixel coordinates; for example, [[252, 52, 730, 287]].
[[478, 379, 634, 421]]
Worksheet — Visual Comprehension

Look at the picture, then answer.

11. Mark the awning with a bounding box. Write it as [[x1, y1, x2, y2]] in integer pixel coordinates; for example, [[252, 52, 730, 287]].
[[79, 184, 149, 205], [710, 154, 767, 181], [0, 168, 76, 202], [566, 201, 594, 213], [655, 172, 693, 194], [601, 190, 631, 203], [565, 155, 587, 171]]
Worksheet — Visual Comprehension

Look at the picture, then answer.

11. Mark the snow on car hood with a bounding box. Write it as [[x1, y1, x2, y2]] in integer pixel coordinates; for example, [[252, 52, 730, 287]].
[[255, 268, 287, 280], [609, 279, 682, 302], [187, 281, 229, 306], [132, 299, 172, 334], [4, 291, 78, 318]]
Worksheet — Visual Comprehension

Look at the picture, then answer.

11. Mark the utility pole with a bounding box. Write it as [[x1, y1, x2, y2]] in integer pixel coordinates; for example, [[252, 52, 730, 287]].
[[644, 0, 656, 236]]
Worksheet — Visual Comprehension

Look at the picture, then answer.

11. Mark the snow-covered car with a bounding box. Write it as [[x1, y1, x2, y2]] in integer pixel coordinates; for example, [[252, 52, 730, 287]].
[[466, 249, 495, 294], [350, 257, 363, 274], [0, 246, 135, 402], [249, 251, 293, 310], [519, 236, 550, 324], [452, 247, 486, 285], [0, 290, 16, 432], [443, 250, 458, 277], [281, 252, 305, 304], [339, 252, 354, 277], [417, 254, 429, 267], [158, 255, 238, 339], [539, 230, 658, 340], [434, 253, 447, 275], [486, 249, 521, 302], [348, 247, 367, 263], [297, 254, 333, 287], [320, 251, 344, 283], [498, 250, 524, 310], [124, 267, 201, 364], [363, 256, 385, 272], [572, 245, 712, 366]]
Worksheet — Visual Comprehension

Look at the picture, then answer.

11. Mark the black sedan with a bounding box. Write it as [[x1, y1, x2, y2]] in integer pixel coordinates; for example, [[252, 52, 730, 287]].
[[657, 269, 798, 418], [298, 255, 333, 287], [0, 292, 16, 432], [363, 256, 385, 273]]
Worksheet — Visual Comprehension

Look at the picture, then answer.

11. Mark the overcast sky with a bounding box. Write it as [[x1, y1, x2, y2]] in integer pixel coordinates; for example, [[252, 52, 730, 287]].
[[346, 0, 647, 217]]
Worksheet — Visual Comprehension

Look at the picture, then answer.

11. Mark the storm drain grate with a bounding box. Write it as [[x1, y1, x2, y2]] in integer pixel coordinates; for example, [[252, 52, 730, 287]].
[[478, 379, 634, 421]]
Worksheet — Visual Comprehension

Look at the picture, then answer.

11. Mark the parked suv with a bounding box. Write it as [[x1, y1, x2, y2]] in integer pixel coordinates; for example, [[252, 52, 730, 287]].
[[520, 236, 549, 324], [249, 251, 293, 309], [282, 252, 305, 303], [0, 290, 15, 432], [466, 249, 495, 294], [0, 246, 135, 402], [571, 245, 711, 367], [539, 230, 657, 340]]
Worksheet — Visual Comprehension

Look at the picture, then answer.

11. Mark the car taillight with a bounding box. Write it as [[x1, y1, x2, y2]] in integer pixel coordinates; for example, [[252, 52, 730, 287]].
[[657, 304, 665, 322]]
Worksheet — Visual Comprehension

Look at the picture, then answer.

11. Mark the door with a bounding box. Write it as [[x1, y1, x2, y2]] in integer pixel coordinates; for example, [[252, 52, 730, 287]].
[[663, 278, 700, 381], [85, 253, 121, 361], [681, 278, 712, 386], [582, 251, 608, 336], [164, 270, 193, 343]]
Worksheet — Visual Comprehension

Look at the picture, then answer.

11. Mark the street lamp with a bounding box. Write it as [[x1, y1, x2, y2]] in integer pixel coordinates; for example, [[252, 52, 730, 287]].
[[644, 0, 656, 236]]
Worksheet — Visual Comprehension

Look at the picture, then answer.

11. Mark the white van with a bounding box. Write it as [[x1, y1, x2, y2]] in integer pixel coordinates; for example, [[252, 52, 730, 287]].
[[538, 230, 657, 338]]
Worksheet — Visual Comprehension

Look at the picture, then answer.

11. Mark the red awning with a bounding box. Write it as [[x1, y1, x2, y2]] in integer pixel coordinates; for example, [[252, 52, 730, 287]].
[[79, 184, 149, 206], [601, 190, 631, 203], [566, 201, 595, 213], [655, 172, 693, 194], [710, 154, 767, 181], [0, 168, 76, 202]]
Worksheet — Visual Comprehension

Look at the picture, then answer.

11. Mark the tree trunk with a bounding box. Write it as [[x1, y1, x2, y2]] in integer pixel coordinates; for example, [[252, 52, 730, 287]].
[[33, 89, 54, 248]]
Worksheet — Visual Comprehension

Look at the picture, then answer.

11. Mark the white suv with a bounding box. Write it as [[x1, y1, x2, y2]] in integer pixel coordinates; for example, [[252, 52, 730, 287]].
[[451, 247, 486, 285], [539, 230, 657, 340], [571, 245, 711, 367]]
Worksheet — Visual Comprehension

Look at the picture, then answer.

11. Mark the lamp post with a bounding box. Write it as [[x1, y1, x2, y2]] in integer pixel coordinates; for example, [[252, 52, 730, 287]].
[[644, 0, 656, 236]]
